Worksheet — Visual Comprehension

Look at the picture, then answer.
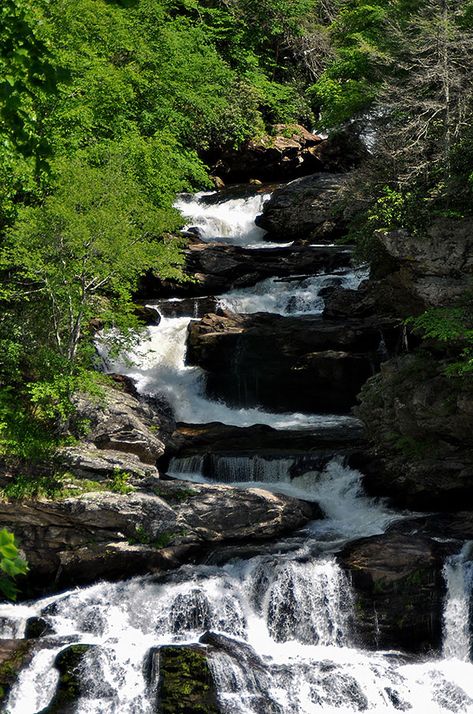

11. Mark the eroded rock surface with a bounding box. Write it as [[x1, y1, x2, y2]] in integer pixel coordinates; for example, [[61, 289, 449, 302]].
[[354, 355, 473, 509], [255, 173, 352, 243], [1, 481, 313, 597]]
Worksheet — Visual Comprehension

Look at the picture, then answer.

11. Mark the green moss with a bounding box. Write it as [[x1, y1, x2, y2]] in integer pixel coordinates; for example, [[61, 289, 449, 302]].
[[0, 640, 34, 705], [157, 646, 220, 714], [39, 644, 93, 714], [154, 487, 197, 503]]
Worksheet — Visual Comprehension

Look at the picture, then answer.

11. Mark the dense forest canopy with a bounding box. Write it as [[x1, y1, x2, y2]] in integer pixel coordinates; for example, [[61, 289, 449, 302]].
[[1, 0, 472, 466]]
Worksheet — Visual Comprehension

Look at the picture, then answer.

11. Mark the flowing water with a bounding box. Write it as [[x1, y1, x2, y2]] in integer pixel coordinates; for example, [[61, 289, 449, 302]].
[[3, 186, 473, 713]]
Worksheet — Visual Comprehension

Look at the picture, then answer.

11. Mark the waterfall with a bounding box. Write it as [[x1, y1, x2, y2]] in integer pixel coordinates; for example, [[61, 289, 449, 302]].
[[442, 542, 473, 661], [174, 191, 279, 247], [168, 456, 400, 540], [219, 267, 369, 316], [104, 315, 359, 429]]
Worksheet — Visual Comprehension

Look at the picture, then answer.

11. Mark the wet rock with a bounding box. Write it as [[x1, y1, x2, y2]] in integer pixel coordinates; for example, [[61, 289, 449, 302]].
[[145, 296, 219, 319], [153, 645, 221, 713], [24, 617, 55, 639], [0, 481, 313, 597], [166, 421, 365, 463], [187, 312, 400, 413], [210, 124, 325, 183], [386, 512, 473, 542], [355, 355, 473, 510], [339, 534, 446, 653], [255, 173, 352, 243], [38, 644, 95, 714], [0, 639, 36, 706], [138, 243, 353, 298]]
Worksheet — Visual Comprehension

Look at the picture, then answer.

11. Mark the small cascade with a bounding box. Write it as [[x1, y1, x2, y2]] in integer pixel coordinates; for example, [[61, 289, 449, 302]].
[[168, 454, 296, 484], [104, 315, 358, 429], [168, 456, 400, 540], [219, 267, 369, 316], [442, 542, 473, 661], [174, 191, 274, 246]]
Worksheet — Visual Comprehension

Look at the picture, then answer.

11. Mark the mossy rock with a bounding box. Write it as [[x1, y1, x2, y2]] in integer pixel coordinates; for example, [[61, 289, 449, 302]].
[[38, 644, 95, 714], [0, 639, 36, 706], [156, 645, 220, 713]]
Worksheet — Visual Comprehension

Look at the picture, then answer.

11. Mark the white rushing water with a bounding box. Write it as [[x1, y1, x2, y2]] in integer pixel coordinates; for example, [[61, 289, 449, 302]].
[[443, 542, 473, 661], [174, 190, 287, 247], [4, 545, 473, 714], [219, 267, 368, 316], [105, 315, 358, 429]]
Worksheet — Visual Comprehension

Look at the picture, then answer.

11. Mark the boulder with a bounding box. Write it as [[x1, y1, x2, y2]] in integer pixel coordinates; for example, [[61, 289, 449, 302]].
[[0, 480, 313, 597], [255, 173, 352, 243], [38, 644, 95, 714], [186, 312, 400, 413], [339, 533, 446, 653], [70, 380, 174, 465], [354, 355, 473, 510], [152, 645, 220, 714], [210, 124, 325, 183], [58, 445, 160, 483], [138, 242, 353, 299]]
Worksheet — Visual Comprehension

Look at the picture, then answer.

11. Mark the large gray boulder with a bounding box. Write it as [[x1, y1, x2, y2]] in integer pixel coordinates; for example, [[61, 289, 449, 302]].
[[71, 380, 173, 465], [0, 480, 313, 597], [255, 173, 351, 242]]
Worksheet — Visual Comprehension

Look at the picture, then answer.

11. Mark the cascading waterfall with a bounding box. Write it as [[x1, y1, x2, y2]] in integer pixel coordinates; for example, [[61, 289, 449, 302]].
[[442, 542, 473, 661], [6, 187, 473, 714], [104, 315, 359, 429], [174, 191, 281, 247]]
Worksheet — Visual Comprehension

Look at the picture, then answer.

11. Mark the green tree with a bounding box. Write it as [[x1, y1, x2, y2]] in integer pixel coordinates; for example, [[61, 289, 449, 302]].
[[0, 529, 28, 601]]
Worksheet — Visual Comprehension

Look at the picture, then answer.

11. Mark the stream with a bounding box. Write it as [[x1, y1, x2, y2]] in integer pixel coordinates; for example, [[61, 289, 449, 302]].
[[2, 188, 473, 713]]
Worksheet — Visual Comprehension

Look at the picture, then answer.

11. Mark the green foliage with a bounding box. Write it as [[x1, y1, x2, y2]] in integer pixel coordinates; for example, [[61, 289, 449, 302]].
[[0, 529, 28, 601], [409, 306, 473, 375], [128, 526, 175, 548], [110, 470, 134, 494]]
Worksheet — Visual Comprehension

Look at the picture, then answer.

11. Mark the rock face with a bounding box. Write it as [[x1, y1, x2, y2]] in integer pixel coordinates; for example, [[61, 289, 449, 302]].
[[167, 421, 364, 456], [138, 243, 353, 298], [1, 480, 313, 597], [153, 645, 220, 714], [340, 533, 446, 653], [186, 312, 400, 413], [377, 217, 473, 309], [255, 173, 351, 243], [354, 355, 473, 510], [210, 124, 325, 183]]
